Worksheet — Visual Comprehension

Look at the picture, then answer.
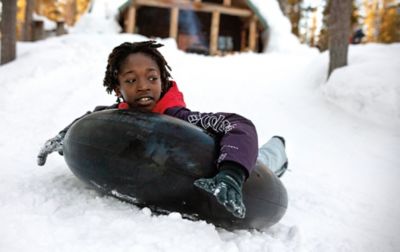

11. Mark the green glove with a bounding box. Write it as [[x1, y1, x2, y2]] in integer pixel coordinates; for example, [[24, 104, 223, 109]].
[[194, 162, 246, 219]]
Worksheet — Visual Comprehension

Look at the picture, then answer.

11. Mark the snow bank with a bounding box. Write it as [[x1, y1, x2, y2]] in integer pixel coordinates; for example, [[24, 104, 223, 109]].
[[322, 43, 400, 129]]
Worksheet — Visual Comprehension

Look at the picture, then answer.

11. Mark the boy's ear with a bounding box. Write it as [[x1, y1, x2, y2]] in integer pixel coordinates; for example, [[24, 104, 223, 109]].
[[114, 87, 121, 96]]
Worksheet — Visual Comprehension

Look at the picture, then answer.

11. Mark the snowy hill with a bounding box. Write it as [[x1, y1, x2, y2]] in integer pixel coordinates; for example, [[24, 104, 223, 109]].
[[0, 1, 399, 251]]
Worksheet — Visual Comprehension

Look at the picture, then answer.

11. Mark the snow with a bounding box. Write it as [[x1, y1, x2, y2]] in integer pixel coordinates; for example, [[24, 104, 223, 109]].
[[32, 13, 57, 31], [322, 43, 400, 129], [70, 0, 125, 34], [1, 1, 400, 251], [251, 0, 310, 53]]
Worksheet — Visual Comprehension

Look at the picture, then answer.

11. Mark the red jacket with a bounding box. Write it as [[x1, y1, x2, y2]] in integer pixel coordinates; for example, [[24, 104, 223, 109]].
[[152, 81, 186, 113]]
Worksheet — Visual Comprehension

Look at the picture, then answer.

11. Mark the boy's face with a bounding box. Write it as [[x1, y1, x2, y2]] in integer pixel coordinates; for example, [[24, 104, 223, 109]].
[[115, 52, 162, 112]]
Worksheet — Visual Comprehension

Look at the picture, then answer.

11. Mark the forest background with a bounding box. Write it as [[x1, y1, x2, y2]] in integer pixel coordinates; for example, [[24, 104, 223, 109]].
[[1, 0, 399, 50], [1, 0, 399, 114]]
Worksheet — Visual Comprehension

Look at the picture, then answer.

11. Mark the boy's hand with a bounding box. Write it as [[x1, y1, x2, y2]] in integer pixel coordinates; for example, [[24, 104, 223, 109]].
[[194, 163, 246, 219], [37, 133, 65, 166]]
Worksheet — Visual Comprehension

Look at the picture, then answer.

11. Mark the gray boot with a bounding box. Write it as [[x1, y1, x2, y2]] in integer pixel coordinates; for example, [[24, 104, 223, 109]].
[[258, 136, 288, 177]]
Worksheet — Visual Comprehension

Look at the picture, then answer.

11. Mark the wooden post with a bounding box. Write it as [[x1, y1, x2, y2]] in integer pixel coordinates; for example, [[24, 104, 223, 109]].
[[56, 21, 66, 36], [169, 7, 179, 40], [248, 17, 257, 51], [223, 0, 231, 6], [32, 20, 44, 41], [240, 29, 246, 51], [210, 11, 220, 55], [126, 6, 137, 33]]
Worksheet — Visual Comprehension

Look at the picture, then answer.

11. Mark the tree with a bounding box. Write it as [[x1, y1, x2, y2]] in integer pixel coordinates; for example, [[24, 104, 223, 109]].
[[379, 0, 399, 43], [316, 0, 331, 52], [277, 0, 302, 37], [364, 0, 385, 42], [288, 0, 302, 37], [22, 0, 35, 41], [328, 0, 352, 77], [1, 0, 17, 65]]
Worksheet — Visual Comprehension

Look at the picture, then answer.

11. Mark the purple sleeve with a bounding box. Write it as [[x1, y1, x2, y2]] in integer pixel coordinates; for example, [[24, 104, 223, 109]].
[[165, 107, 258, 175]]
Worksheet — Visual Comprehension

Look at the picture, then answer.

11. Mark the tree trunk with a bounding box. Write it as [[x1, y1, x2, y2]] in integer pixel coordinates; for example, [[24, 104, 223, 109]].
[[22, 0, 35, 41], [328, 0, 352, 77], [1, 0, 17, 65], [277, 0, 289, 15], [278, 0, 302, 37]]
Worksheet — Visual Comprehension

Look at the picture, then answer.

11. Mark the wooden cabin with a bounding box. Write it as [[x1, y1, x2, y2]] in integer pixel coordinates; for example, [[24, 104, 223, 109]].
[[118, 0, 268, 55]]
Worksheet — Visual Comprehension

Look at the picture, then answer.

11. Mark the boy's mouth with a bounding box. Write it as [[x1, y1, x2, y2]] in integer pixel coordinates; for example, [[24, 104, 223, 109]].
[[136, 96, 154, 106]]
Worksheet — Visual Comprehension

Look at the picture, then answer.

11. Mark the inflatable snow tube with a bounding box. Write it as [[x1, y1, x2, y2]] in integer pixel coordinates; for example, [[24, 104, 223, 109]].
[[63, 109, 288, 230]]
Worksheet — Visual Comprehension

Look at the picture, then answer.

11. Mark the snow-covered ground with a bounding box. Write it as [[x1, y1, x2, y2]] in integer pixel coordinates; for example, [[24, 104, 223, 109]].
[[1, 1, 400, 251]]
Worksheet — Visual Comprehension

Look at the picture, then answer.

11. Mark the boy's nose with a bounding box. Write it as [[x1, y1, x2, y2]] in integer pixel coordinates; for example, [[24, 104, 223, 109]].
[[137, 79, 150, 90]]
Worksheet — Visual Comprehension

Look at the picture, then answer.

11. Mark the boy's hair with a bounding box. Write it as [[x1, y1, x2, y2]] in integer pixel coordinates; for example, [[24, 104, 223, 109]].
[[103, 40, 172, 95]]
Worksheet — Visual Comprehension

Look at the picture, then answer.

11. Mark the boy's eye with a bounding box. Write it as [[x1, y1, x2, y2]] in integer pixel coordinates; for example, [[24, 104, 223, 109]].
[[126, 79, 136, 84], [149, 76, 158, 81]]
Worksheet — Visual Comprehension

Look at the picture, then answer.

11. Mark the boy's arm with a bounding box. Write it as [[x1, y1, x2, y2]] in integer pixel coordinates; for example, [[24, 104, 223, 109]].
[[164, 107, 258, 176], [37, 104, 118, 166]]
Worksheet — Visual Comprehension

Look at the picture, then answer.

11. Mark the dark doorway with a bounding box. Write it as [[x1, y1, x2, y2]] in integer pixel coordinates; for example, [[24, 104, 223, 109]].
[[136, 7, 170, 38]]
